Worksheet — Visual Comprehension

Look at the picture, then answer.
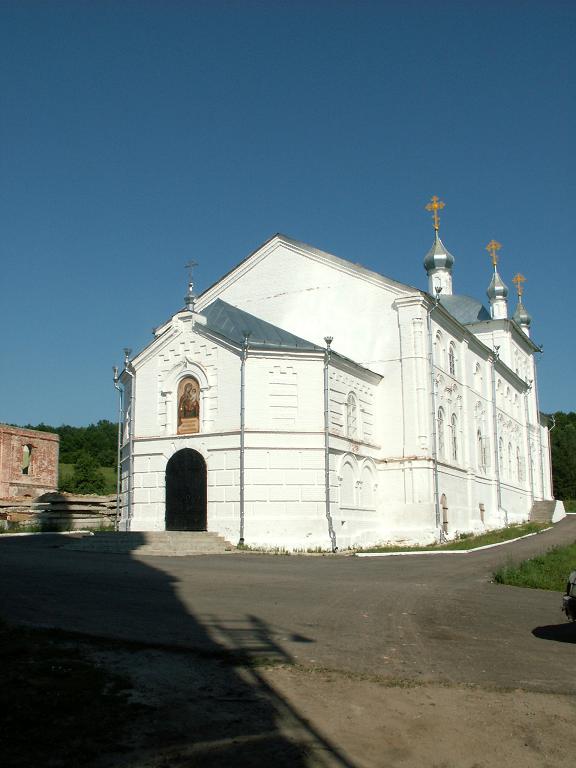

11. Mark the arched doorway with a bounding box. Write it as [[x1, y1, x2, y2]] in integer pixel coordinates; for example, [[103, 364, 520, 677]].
[[165, 449, 207, 531], [440, 493, 448, 535]]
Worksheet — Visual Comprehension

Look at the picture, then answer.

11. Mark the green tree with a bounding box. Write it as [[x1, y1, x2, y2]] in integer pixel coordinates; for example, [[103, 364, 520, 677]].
[[551, 412, 576, 501], [67, 452, 106, 494]]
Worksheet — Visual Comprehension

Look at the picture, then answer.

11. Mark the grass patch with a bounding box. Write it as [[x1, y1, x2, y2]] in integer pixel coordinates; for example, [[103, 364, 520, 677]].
[[493, 539, 576, 591], [563, 499, 576, 513], [359, 522, 549, 553], [0, 620, 140, 768]]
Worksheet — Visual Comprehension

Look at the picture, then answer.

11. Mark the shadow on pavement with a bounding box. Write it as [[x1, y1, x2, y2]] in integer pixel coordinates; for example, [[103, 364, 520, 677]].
[[532, 623, 576, 644], [0, 532, 357, 768]]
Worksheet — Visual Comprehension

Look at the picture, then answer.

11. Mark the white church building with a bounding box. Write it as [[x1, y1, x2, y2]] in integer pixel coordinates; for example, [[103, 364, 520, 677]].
[[119, 203, 556, 549]]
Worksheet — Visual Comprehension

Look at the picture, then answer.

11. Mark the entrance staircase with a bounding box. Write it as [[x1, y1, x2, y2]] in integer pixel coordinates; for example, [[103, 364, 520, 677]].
[[529, 500, 566, 523], [63, 531, 235, 557]]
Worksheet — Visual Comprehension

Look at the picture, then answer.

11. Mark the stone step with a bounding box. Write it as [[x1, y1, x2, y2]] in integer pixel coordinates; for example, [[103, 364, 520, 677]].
[[530, 500, 559, 522], [64, 530, 235, 556]]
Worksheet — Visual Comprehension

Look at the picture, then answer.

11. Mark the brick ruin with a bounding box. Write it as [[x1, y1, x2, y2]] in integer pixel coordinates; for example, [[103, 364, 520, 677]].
[[0, 425, 59, 498]]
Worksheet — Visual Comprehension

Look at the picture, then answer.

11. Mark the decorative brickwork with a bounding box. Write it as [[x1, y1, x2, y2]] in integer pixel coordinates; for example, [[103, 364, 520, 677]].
[[0, 425, 59, 498]]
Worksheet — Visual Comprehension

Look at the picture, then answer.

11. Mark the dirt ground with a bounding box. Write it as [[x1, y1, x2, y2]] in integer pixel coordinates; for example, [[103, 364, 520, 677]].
[[86, 642, 576, 768], [2, 525, 576, 767]]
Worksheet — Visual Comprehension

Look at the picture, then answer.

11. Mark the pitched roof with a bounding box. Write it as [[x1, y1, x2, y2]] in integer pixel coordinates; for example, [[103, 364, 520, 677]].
[[439, 294, 491, 324], [202, 298, 322, 351]]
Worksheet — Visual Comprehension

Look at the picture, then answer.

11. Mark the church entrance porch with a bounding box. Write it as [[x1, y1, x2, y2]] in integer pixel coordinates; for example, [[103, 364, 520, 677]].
[[165, 449, 207, 531]]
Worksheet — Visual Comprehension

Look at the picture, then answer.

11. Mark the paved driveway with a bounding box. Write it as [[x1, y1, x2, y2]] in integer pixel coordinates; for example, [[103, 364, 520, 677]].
[[1, 518, 575, 694]]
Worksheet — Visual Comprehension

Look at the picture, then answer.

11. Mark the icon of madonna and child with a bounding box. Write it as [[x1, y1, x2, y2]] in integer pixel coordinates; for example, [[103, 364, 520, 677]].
[[177, 377, 200, 434]]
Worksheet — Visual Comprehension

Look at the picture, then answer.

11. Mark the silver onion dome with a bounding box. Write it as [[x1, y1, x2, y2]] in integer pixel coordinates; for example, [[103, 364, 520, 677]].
[[487, 269, 509, 301], [423, 233, 455, 274], [513, 299, 532, 327]]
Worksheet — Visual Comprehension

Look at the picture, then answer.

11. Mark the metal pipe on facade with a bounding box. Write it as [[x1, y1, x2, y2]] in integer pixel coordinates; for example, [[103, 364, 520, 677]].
[[524, 384, 535, 506], [238, 333, 250, 546], [323, 336, 337, 552], [123, 348, 134, 531], [113, 366, 123, 532], [548, 413, 556, 499], [532, 351, 546, 499], [490, 348, 506, 525], [426, 291, 442, 536]]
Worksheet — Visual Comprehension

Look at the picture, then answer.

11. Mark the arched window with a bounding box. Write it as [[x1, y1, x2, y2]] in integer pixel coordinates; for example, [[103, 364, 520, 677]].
[[360, 464, 375, 508], [340, 461, 356, 507], [450, 413, 458, 462], [517, 447, 524, 482], [448, 343, 456, 376], [346, 393, 359, 439], [474, 363, 483, 393], [435, 331, 445, 369], [437, 408, 445, 458], [22, 445, 32, 475], [177, 377, 201, 435], [477, 430, 484, 471], [508, 442, 513, 480]]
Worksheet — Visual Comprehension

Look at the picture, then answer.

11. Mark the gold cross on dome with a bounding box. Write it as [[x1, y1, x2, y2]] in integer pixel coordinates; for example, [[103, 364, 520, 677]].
[[425, 196, 445, 232], [513, 272, 526, 298], [486, 240, 502, 267]]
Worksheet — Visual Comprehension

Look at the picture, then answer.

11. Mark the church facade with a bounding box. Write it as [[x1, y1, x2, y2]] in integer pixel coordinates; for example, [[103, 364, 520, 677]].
[[119, 213, 556, 549]]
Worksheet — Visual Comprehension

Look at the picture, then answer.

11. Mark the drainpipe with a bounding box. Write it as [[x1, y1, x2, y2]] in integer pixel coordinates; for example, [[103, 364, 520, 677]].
[[123, 348, 134, 531], [113, 366, 123, 531], [548, 413, 556, 499], [238, 333, 250, 546], [324, 337, 337, 552], [524, 384, 535, 506], [490, 347, 506, 526], [532, 349, 545, 500], [426, 290, 442, 538]]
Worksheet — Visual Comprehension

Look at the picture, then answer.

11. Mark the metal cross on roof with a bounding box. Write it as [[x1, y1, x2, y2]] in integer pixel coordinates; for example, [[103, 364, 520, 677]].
[[486, 240, 502, 267], [425, 195, 445, 232], [185, 260, 198, 284], [512, 272, 526, 297]]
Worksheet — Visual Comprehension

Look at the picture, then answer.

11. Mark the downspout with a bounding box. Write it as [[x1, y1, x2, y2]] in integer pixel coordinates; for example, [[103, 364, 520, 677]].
[[532, 350, 545, 500], [524, 385, 535, 506], [113, 366, 123, 531], [548, 413, 556, 499], [324, 337, 337, 552], [426, 290, 442, 538], [238, 333, 249, 546], [490, 348, 506, 526], [123, 348, 135, 530]]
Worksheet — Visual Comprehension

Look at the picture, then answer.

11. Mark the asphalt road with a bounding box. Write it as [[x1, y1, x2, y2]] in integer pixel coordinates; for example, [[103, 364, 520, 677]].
[[1, 518, 575, 694]]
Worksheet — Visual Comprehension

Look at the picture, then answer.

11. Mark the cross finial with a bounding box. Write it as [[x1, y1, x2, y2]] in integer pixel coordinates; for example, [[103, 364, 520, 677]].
[[425, 195, 445, 232], [512, 272, 526, 298], [184, 260, 198, 311], [185, 260, 198, 286], [486, 240, 502, 267]]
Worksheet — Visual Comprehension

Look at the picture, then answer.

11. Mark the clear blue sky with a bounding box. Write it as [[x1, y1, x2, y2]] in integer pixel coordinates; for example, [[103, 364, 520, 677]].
[[1, 0, 574, 426]]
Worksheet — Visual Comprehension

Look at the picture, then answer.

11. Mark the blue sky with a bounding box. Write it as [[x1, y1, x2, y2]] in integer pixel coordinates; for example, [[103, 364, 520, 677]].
[[1, 0, 574, 426]]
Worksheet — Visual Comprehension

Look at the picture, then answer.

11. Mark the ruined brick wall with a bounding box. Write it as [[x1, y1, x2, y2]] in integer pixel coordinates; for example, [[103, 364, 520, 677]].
[[0, 425, 59, 498]]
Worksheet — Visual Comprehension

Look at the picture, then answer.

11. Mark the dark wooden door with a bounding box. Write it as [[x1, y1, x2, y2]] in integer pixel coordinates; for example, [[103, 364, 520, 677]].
[[165, 449, 207, 531]]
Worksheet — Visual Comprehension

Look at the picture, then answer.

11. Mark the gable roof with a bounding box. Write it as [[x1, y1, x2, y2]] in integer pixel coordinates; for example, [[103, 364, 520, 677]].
[[202, 298, 322, 351], [439, 294, 491, 324]]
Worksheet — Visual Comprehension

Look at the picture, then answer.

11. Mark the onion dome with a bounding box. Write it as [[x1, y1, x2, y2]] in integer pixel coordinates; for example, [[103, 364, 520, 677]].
[[486, 269, 509, 301], [513, 299, 532, 328], [423, 232, 455, 275]]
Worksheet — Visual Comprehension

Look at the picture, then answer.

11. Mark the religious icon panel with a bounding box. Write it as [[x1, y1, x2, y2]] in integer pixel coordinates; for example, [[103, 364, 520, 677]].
[[177, 377, 200, 434]]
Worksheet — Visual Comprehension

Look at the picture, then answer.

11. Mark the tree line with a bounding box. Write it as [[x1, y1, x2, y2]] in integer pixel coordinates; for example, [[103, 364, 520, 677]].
[[549, 412, 576, 502], [20, 420, 117, 494], [21, 420, 117, 467]]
